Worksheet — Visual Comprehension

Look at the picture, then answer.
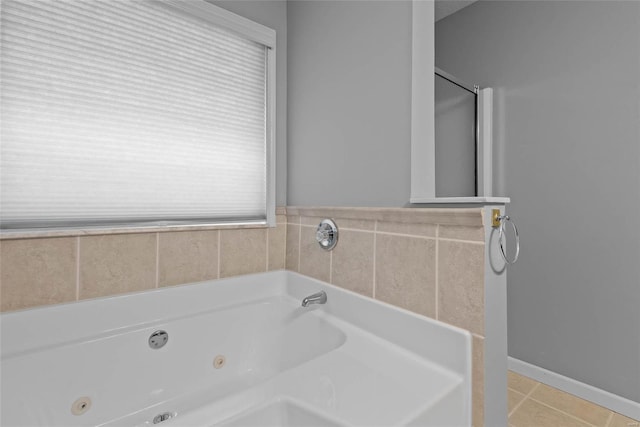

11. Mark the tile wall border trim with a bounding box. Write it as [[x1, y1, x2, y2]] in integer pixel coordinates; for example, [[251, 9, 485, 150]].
[[285, 206, 484, 227]]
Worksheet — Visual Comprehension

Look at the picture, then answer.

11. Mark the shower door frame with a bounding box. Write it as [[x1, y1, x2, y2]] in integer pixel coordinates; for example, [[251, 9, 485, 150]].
[[434, 67, 480, 198], [413, 66, 493, 201], [410, 1, 494, 202]]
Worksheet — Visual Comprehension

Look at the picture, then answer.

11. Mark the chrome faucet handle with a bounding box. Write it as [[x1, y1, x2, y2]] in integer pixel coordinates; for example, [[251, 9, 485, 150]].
[[316, 219, 338, 251]]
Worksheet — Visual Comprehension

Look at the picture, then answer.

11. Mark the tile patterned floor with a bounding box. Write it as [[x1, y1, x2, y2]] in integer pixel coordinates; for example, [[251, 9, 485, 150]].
[[508, 371, 640, 427]]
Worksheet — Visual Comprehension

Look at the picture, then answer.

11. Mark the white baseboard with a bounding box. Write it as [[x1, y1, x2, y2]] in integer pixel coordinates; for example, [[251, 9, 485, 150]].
[[508, 357, 640, 421]]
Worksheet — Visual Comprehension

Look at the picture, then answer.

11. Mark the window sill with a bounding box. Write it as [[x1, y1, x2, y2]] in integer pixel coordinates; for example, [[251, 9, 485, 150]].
[[1, 208, 286, 240]]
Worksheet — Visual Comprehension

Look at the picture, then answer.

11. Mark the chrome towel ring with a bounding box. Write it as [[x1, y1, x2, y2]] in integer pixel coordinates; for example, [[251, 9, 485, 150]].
[[491, 210, 520, 265]]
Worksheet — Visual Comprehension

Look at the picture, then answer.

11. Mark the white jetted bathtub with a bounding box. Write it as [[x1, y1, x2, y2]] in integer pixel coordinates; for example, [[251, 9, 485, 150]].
[[1, 271, 471, 426]]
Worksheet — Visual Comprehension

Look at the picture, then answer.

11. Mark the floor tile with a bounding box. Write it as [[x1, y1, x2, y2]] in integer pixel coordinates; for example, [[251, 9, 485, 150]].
[[530, 383, 611, 426], [508, 371, 539, 395], [609, 412, 640, 427], [510, 399, 592, 427], [508, 388, 527, 415]]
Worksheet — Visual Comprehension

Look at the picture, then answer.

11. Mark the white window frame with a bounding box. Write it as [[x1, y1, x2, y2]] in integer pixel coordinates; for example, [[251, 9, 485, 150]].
[[0, 0, 277, 234]]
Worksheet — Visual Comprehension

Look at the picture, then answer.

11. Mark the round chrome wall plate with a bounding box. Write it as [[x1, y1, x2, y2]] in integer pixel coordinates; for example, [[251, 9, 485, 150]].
[[316, 219, 338, 251]]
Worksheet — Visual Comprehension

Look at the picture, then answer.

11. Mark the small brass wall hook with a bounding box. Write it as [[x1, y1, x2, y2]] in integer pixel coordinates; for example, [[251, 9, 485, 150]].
[[491, 209, 502, 227]]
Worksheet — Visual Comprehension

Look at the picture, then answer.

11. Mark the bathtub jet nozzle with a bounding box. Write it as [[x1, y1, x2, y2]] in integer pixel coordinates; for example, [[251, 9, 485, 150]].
[[301, 291, 327, 307], [153, 412, 175, 424]]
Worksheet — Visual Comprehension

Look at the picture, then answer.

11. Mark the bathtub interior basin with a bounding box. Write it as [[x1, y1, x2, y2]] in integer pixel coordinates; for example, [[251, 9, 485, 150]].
[[217, 398, 347, 427], [0, 270, 471, 427]]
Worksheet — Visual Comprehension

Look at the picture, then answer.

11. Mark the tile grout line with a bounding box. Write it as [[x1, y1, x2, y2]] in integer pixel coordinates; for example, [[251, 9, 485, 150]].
[[604, 411, 614, 427], [327, 220, 333, 282], [282, 223, 287, 270], [436, 236, 484, 245], [265, 228, 270, 272], [372, 220, 377, 299], [507, 387, 529, 419], [329, 248, 333, 283], [297, 222, 301, 272], [435, 224, 439, 319], [75, 236, 80, 300], [375, 230, 436, 240], [283, 221, 287, 271], [155, 233, 159, 288], [509, 382, 541, 418], [283, 221, 288, 270], [217, 230, 221, 279]]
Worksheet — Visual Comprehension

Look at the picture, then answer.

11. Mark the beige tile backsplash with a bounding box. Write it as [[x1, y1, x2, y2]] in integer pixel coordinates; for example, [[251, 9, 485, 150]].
[[80, 233, 157, 300], [438, 239, 485, 335], [472, 335, 485, 427], [331, 230, 375, 297], [0, 237, 77, 311], [287, 208, 486, 337], [1, 218, 287, 311], [299, 225, 331, 282], [375, 233, 436, 317], [267, 221, 287, 271], [0, 207, 486, 326], [158, 230, 219, 287], [285, 221, 300, 272], [439, 224, 484, 242], [219, 228, 268, 278]]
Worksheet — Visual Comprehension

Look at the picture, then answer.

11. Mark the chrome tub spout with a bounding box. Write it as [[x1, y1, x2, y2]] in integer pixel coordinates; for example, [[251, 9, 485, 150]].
[[301, 291, 327, 307]]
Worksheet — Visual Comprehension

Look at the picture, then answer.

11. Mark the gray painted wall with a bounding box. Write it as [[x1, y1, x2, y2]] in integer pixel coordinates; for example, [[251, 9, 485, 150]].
[[208, 0, 288, 206], [287, 0, 413, 207], [436, 1, 640, 402]]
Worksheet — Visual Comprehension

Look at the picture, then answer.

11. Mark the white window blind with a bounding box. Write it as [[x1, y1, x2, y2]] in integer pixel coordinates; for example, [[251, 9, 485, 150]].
[[1, 0, 274, 229]]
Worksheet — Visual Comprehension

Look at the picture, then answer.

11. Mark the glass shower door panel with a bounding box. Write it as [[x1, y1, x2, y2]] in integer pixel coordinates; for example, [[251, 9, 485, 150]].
[[434, 74, 476, 197]]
